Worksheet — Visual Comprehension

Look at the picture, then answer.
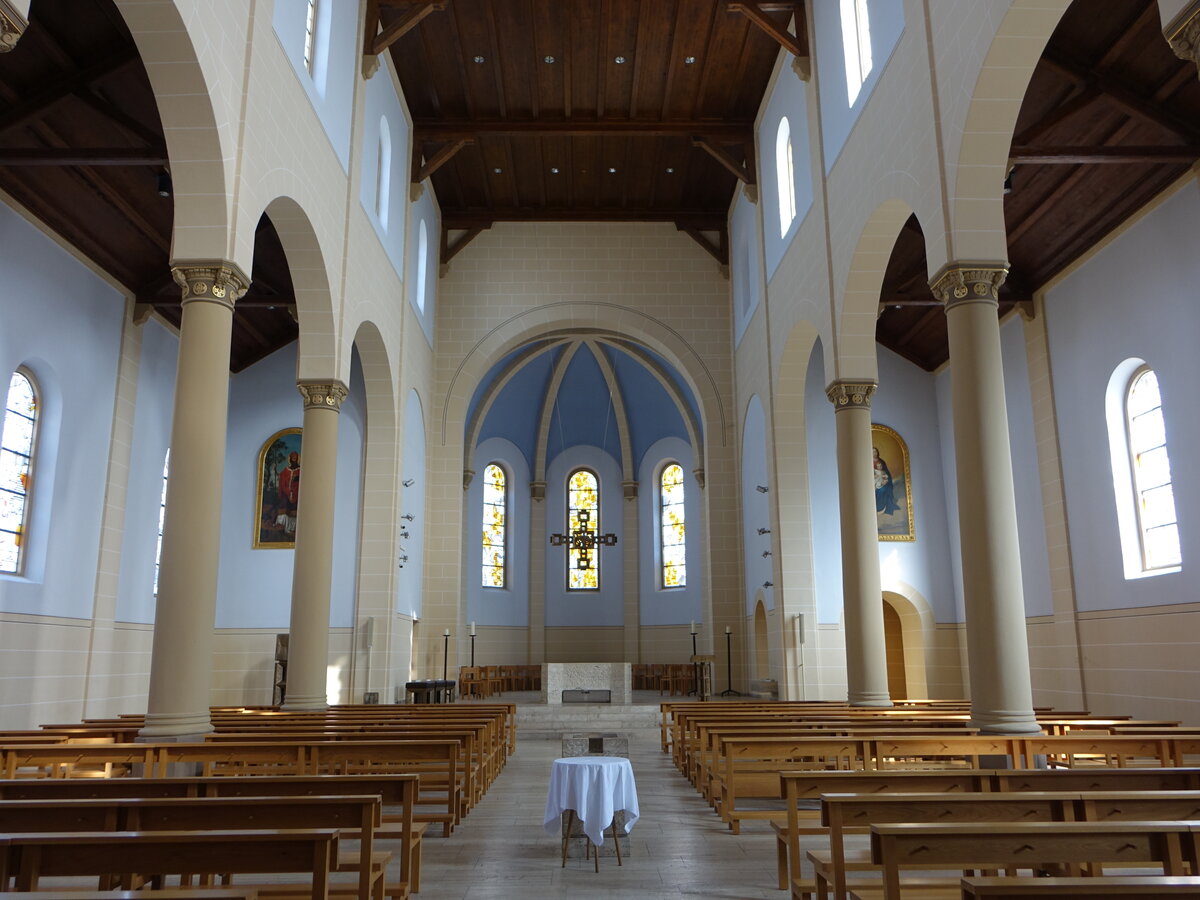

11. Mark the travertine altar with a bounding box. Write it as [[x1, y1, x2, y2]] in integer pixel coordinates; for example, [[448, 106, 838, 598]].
[[541, 662, 632, 705]]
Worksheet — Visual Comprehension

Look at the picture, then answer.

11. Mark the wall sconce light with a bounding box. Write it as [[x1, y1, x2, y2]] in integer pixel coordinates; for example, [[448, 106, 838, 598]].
[[156, 171, 172, 198], [401, 514, 415, 521], [762, 581, 773, 589], [403, 478, 415, 487], [757, 527, 771, 534], [761, 550, 772, 557], [400, 530, 410, 539], [756, 485, 769, 493]]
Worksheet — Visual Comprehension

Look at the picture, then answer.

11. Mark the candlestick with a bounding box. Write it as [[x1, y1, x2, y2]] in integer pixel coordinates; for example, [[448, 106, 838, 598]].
[[721, 626, 741, 696]]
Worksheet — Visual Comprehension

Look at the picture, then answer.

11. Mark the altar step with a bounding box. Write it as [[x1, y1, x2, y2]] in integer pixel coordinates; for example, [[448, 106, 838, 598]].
[[515, 703, 661, 740]]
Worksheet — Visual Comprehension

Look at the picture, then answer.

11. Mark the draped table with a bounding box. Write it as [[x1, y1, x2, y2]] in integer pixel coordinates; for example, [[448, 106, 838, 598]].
[[543, 756, 640, 869]]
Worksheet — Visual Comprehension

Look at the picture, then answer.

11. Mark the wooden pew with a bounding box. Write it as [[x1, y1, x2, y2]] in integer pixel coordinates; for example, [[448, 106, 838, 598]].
[[959, 875, 1200, 898], [857, 821, 1198, 900], [0, 829, 339, 899], [0, 893, 260, 899]]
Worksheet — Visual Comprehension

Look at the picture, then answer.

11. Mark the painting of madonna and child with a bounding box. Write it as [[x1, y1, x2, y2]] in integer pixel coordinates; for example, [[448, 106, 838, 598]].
[[871, 424, 914, 542], [255, 427, 302, 548]]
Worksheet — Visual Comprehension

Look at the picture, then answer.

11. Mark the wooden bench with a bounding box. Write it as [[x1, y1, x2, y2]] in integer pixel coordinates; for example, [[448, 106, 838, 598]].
[[959, 875, 1200, 898], [0, 829, 339, 899]]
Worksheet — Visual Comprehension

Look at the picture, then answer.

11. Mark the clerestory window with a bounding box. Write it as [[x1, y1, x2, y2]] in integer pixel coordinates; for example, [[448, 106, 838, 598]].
[[775, 117, 796, 236], [840, 0, 873, 105], [1, 369, 38, 575]]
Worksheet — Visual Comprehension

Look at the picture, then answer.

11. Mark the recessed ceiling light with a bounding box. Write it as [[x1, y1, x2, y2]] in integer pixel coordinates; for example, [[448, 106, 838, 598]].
[[550, 167, 560, 174], [608, 167, 617, 174], [473, 55, 485, 64], [665, 167, 675, 174], [614, 55, 626, 64], [684, 56, 696, 64], [493, 167, 503, 174], [544, 55, 556, 64]]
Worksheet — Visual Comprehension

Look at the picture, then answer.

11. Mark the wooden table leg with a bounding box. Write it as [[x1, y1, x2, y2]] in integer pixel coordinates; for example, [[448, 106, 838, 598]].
[[562, 810, 573, 868]]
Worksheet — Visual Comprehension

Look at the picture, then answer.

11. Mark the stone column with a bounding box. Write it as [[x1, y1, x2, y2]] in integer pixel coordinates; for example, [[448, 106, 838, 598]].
[[930, 264, 1039, 734], [142, 262, 249, 738], [1164, 1, 1200, 77], [826, 381, 891, 707], [282, 381, 349, 710]]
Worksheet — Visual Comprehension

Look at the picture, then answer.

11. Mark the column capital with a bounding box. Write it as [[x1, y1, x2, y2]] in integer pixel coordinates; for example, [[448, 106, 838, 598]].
[[1166, 2, 1200, 73], [171, 261, 251, 311], [0, 2, 27, 53], [929, 263, 1008, 310], [622, 480, 639, 500], [825, 380, 876, 411], [297, 381, 349, 411]]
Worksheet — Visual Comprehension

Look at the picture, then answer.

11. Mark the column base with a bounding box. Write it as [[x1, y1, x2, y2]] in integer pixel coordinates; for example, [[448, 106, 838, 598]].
[[848, 691, 893, 707], [281, 694, 330, 711], [139, 710, 213, 738], [970, 709, 1042, 735]]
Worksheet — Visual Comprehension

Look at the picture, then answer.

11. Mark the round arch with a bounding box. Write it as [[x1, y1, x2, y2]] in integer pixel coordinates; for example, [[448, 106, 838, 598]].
[[114, 0, 232, 262], [880, 583, 935, 700]]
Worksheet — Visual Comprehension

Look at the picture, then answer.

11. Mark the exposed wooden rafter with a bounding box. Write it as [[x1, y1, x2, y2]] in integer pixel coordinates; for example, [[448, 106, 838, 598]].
[[676, 222, 729, 266], [363, 0, 447, 76], [412, 137, 473, 184], [441, 225, 488, 265], [0, 46, 137, 138], [692, 138, 755, 185], [443, 209, 724, 229], [414, 120, 753, 140], [1009, 144, 1200, 164], [0, 147, 168, 165], [727, 2, 809, 78]]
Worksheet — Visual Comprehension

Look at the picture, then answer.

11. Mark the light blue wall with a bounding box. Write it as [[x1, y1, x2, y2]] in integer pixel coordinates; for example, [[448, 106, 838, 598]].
[[359, 66, 412, 277], [758, 68, 813, 279], [742, 395, 774, 614], [813, 0, 905, 173], [0, 204, 124, 619], [116, 319, 178, 624], [605, 346, 688, 471], [637, 437, 703, 626], [407, 189, 439, 345], [1044, 182, 1200, 612], [731, 194, 762, 345], [272, 0, 356, 171], [546, 350, 622, 467], [478, 350, 556, 471], [543, 446, 624, 627], [214, 345, 365, 629], [397, 389, 426, 619], [467, 437, 530, 627]]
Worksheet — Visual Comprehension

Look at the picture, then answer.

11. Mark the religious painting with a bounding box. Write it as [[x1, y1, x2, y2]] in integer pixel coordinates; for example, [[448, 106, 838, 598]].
[[872, 424, 914, 542], [254, 428, 302, 548]]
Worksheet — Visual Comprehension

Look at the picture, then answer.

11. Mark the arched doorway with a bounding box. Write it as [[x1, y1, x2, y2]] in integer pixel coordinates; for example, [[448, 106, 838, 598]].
[[882, 600, 907, 699], [881, 590, 931, 699]]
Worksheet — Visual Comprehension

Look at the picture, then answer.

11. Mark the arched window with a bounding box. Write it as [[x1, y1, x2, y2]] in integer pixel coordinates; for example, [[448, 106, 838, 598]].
[[1125, 367, 1181, 572], [567, 468, 600, 590], [416, 219, 428, 313], [840, 0, 873, 105], [660, 463, 686, 588], [481, 463, 506, 588], [153, 450, 170, 596], [376, 116, 392, 231], [775, 117, 796, 237], [1, 369, 38, 575], [303, 0, 319, 74]]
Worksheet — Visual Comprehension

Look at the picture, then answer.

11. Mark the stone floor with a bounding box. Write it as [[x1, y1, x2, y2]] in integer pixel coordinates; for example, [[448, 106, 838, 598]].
[[416, 698, 788, 899]]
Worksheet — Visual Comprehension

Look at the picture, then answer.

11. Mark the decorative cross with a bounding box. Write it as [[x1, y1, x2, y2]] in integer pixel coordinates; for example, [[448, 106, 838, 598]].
[[550, 508, 617, 570]]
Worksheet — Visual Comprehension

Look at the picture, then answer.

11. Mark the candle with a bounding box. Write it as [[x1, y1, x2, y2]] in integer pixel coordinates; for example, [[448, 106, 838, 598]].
[[470, 621, 476, 636], [690, 620, 696, 633], [725, 625, 732, 635], [443, 628, 450, 637]]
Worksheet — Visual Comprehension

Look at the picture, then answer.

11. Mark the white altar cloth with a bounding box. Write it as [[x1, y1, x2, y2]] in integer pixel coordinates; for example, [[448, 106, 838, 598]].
[[543, 756, 640, 848]]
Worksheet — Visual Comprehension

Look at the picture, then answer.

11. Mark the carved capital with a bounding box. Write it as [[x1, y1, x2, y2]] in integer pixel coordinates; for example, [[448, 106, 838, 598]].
[[1167, 3, 1200, 74], [0, 1, 27, 53], [825, 380, 876, 411], [622, 480, 639, 501], [463, 468, 475, 490], [929, 263, 1008, 310], [171, 261, 250, 311], [297, 381, 349, 411], [693, 467, 706, 489], [530, 480, 546, 502]]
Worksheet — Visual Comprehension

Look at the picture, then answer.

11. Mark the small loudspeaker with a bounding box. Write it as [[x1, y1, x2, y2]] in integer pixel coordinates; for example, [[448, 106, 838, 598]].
[[362, 616, 375, 649]]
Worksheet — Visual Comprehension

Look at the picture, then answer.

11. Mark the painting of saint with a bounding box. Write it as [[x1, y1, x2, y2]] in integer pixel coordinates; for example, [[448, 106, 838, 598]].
[[871, 424, 914, 541], [254, 428, 302, 548]]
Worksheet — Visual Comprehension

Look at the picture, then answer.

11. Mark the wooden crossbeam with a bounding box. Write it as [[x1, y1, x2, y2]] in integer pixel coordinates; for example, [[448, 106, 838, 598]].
[[727, 2, 807, 65], [442, 225, 487, 265], [413, 138, 473, 184], [676, 224, 729, 266], [692, 138, 754, 185], [0, 147, 169, 166], [415, 120, 753, 140], [372, 1, 446, 56], [1010, 144, 1200, 164], [0, 46, 138, 138], [443, 209, 724, 229]]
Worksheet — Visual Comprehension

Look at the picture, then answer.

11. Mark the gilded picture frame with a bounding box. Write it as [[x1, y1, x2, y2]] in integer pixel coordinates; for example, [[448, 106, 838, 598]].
[[254, 427, 302, 549], [872, 423, 914, 542]]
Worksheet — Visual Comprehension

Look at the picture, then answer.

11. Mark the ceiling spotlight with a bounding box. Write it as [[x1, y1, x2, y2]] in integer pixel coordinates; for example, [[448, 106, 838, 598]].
[[493, 167, 503, 174], [473, 55, 485, 64], [156, 171, 173, 198], [614, 55, 626, 64], [684, 55, 696, 64], [544, 55, 556, 64], [607, 167, 617, 174], [550, 166, 560, 174], [665, 167, 674, 174], [756, 484, 769, 493]]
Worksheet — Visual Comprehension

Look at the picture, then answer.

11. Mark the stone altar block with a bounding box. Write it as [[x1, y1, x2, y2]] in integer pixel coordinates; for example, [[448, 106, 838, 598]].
[[541, 662, 632, 705]]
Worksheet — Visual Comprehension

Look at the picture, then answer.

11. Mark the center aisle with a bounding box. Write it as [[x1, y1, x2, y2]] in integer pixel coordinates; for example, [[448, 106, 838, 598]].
[[416, 726, 783, 899]]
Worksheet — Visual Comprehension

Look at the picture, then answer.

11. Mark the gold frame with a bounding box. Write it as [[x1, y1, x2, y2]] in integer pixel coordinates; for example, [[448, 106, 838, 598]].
[[872, 423, 914, 542], [254, 427, 302, 549]]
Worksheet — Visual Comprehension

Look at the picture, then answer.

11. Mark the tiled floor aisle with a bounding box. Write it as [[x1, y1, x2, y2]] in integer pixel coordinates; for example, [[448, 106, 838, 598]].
[[416, 728, 785, 899]]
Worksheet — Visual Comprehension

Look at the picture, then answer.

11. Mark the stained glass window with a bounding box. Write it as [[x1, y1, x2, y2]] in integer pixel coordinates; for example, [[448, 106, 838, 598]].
[[660, 463, 686, 588], [1127, 368, 1181, 571], [153, 450, 170, 595], [567, 469, 599, 590], [481, 463, 506, 588], [1, 369, 37, 575]]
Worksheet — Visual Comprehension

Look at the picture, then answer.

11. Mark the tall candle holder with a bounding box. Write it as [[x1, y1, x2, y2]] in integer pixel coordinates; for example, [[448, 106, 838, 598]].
[[442, 629, 450, 682], [690, 624, 699, 696], [721, 625, 741, 696], [469, 621, 476, 667]]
